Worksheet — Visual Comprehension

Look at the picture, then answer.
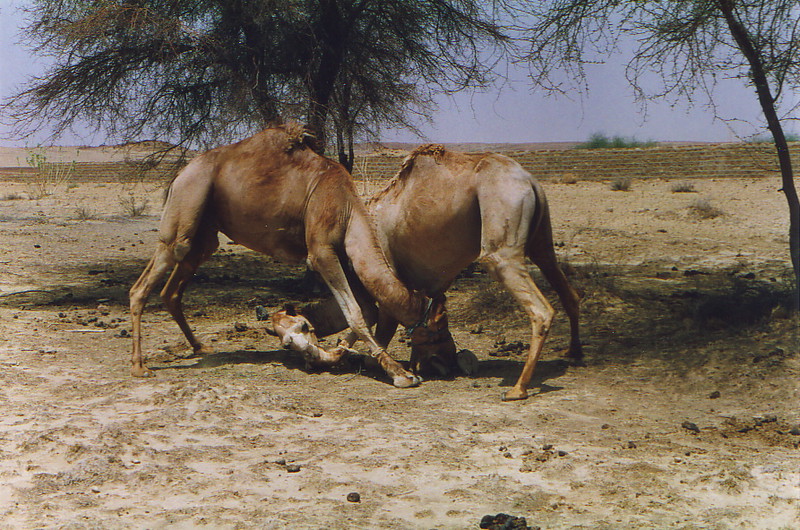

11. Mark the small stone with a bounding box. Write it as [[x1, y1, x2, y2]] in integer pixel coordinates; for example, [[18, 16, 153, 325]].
[[557, 450, 568, 457], [601, 424, 611, 430], [790, 426, 800, 436], [541, 444, 553, 451], [346, 492, 361, 503], [708, 391, 721, 399], [681, 421, 700, 434], [286, 464, 301, 473], [234, 322, 248, 332], [91, 487, 100, 494], [626, 441, 637, 449]]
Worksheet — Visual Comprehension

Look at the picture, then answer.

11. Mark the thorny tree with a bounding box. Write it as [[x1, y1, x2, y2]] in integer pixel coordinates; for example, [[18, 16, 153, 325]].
[[2, 0, 506, 157], [511, 0, 800, 303]]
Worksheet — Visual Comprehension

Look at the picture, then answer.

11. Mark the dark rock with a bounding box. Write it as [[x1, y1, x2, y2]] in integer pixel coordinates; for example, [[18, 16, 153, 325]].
[[285, 464, 301, 473], [708, 391, 721, 399], [234, 322, 248, 332], [254, 305, 270, 321], [479, 513, 537, 530], [346, 492, 361, 503], [682, 421, 700, 434], [790, 427, 800, 436]]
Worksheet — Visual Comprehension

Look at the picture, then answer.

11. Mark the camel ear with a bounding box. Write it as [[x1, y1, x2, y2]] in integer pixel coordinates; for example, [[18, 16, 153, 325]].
[[283, 303, 297, 316], [428, 296, 447, 325]]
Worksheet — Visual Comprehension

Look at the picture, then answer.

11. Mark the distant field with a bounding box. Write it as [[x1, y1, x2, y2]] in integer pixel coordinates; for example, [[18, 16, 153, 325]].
[[1, 141, 797, 183]]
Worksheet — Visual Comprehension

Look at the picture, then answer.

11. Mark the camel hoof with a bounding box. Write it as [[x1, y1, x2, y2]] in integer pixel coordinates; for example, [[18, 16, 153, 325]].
[[393, 374, 422, 388], [131, 366, 154, 378], [194, 344, 215, 356], [501, 388, 528, 401]]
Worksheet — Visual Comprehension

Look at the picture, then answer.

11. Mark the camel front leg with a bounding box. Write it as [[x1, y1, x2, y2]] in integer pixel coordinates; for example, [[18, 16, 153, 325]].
[[308, 246, 421, 388], [483, 250, 555, 401]]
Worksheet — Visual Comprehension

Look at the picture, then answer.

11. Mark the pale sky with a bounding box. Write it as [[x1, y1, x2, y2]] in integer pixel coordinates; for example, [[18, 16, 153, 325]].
[[1, 0, 796, 147]]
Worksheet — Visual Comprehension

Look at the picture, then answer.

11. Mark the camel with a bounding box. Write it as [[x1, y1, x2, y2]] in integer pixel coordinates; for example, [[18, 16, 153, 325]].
[[269, 145, 582, 401], [128, 124, 435, 388]]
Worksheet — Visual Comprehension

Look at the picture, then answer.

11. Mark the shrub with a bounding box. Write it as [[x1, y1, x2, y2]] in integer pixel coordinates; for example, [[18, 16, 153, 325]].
[[688, 198, 724, 219], [576, 133, 656, 149], [609, 177, 632, 191], [560, 173, 579, 184], [74, 206, 97, 220], [25, 149, 75, 199], [120, 193, 150, 217], [671, 182, 696, 193], [1, 192, 25, 200]]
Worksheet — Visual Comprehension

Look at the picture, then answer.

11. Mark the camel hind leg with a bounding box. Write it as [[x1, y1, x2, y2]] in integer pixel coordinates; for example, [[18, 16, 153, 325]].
[[129, 157, 216, 376], [482, 248, 555, 401], [159, 226, 219, 356], [527, 209, 583, 363], [478, 174, 554, 400], [129, 243, 176, 377]]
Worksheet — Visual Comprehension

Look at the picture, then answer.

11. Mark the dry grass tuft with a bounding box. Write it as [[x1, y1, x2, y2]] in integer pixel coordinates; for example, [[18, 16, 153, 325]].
[[688, 198, 724, 219], [609, 177, 632, 191], [119, 193, 150, 217], [560, 173, 579, 184], [671, 182, 697, 193]]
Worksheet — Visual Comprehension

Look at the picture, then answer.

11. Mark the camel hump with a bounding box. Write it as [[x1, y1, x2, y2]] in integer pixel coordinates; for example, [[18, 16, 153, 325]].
[[279, 121, 317, 152], [395, 144, 448, 180]]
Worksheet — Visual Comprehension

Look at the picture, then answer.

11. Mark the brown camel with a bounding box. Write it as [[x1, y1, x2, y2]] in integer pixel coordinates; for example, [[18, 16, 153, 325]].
[[270, 145, 582, 401], [128, 124, 432, 388]]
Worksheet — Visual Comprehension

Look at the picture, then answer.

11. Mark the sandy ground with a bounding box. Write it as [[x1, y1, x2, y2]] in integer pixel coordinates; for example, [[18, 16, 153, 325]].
[[0, 173, 798, 529]]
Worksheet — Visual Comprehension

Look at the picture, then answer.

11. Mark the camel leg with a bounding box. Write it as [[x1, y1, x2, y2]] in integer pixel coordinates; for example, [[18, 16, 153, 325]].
[[374, 309, 399, 348], [483, 249, 555, 401], [159, 231, 218, 356], [309, 246, 421, 388], [532, 249, 583, 363], [129, 243, 176, 377]]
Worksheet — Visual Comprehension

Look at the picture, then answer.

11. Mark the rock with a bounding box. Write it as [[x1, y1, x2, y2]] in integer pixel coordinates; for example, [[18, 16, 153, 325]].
[[346, 492, 361, 503], [254, 305, 270, 321], [234, 322, 248, 332], [708, 391, 721, 399], [285, 464, 301, 473], [479, 513, 537, 530], [790, 426, 800, 436], [457, 349, 479, 376], [682, 421, 700, 434]]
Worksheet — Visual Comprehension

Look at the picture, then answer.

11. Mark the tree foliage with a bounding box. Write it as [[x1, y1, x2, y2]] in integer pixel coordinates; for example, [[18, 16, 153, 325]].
[[510, 0, 800, 301], [3, 0, 506, 158]]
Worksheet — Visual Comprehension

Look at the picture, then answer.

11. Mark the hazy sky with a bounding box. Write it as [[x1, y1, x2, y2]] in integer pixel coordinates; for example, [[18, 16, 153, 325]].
[[1, 1, 796, 146]]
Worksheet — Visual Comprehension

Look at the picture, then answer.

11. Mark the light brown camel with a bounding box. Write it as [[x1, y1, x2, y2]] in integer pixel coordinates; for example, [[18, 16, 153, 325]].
[[270, 145, 582, 401], [128, 124, 432, 388]]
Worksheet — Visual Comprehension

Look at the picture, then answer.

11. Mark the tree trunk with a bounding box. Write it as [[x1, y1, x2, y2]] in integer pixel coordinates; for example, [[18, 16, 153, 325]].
[[717, 0, 800, 307], [306, 0, 349, 155]]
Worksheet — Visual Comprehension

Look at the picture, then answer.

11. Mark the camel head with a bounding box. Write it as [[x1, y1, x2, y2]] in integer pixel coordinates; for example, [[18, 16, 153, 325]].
[[265, 304, 320, 354], [408, 296, 459, 377]]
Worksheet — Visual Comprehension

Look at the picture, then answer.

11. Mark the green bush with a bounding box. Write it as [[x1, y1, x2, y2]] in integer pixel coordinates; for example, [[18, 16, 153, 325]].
[[576, 133, 656, 149]]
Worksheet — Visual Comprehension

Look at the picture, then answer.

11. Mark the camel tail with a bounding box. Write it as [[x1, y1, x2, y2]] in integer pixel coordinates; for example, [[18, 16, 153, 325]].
[[524, 178, 555, 261], [158, 156, 216, 262]]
